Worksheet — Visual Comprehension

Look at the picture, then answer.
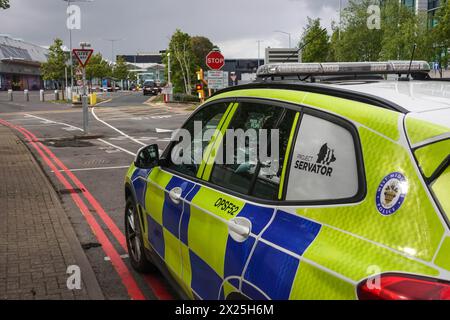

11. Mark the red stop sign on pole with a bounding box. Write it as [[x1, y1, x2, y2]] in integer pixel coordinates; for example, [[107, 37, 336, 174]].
[[206, 51, 225, 70]]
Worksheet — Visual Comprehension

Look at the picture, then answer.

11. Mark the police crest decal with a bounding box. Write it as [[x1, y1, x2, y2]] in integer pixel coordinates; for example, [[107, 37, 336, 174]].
[[376, 172, 408, 216]]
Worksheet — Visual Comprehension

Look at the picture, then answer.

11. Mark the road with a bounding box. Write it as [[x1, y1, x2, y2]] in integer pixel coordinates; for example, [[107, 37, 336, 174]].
[[0, 92, 192, 299]]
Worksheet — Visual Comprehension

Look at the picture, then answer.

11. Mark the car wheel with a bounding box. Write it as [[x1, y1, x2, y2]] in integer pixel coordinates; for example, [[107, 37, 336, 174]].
[[125, 198, 154, 273]]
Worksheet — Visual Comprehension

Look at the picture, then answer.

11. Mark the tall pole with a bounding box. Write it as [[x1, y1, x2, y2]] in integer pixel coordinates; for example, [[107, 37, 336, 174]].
[[167, 52, 172, 102], [168, 53, 171, 85], [339, 0, 342, 40], [64, 0, 95, 99], [67, 0, 74, 97], [274, 30, 292, 48], [103, 38, 123, 63], [82, 65, 88, 132], [80, 42, 91, 133], [257, 40, 264, 67]]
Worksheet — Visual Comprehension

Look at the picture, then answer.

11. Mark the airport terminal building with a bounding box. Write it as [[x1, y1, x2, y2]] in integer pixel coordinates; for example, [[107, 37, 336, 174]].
[[0, 35, 48, 91]]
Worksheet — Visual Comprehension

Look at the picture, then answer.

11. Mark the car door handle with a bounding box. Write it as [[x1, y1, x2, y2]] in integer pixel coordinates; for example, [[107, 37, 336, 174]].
[[228, 217, 252, 242], [168, 187, 182, 204]]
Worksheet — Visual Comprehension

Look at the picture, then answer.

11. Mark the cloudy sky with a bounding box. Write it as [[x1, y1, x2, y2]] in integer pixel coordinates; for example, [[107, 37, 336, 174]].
[[0, 0, 345, 59]]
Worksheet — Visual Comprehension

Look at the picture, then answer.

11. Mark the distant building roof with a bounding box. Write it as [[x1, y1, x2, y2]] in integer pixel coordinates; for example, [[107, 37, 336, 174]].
[[0, 35, 48, 63], [118, 54, 163, 64]]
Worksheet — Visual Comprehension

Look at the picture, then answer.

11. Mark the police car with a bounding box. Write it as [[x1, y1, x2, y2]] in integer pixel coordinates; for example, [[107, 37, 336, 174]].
[[124, 61, 450, 300]]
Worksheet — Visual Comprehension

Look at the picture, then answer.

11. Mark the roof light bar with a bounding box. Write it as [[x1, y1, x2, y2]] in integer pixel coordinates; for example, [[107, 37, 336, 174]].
[[256, 61, 431, 77]]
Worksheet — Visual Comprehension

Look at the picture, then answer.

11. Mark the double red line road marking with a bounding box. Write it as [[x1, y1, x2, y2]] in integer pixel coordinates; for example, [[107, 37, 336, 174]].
[[0, 118, 173, 300]]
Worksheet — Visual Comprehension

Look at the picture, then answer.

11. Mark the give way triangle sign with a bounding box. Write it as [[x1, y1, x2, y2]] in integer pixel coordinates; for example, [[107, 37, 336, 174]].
[[73, 49, 94, 67]]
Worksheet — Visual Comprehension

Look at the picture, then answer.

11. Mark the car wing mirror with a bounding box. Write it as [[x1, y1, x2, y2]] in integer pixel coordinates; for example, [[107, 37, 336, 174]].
[[135, 144, 161, 169]]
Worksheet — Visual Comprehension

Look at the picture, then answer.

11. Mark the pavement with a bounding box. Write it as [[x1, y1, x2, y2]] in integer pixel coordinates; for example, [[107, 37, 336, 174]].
[[0, 124, 103, 300], [0, 91, 193, 300]]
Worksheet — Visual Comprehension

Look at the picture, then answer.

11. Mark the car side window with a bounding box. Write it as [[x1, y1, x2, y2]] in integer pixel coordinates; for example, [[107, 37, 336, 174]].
[[209, 102, 287, 198], [285, 113, 359, 202], [168, 102, 228, 178], [251, 109, 297, 200]]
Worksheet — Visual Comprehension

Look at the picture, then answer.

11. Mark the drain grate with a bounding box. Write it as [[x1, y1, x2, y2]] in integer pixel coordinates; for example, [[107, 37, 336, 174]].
[[59, 188, 84, 195], [81, 242, 102, 250]]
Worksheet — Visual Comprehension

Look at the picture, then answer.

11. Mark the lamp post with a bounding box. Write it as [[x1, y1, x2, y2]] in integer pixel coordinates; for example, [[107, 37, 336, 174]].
[[102, 38, 124, 63], [257, 40, 264, 68], [63, 0, 93, 100], [167, 52, 172, 102], [274, 30, 292, 48]]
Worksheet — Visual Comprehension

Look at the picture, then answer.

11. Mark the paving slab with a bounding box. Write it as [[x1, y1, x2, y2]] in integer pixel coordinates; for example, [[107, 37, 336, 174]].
[[0, 124, 104, 300]]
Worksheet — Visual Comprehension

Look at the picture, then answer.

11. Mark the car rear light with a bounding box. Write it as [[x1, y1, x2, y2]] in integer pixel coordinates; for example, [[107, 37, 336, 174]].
[[357, 273, 450, 300]]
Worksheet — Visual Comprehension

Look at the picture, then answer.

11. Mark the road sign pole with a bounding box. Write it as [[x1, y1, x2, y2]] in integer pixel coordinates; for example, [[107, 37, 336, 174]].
[[82, 67, 88, 133], [73, 47, 93, 134]]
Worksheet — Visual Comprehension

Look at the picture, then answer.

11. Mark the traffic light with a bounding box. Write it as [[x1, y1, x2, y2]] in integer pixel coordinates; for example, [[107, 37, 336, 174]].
[[196, 69, 204, 81], [196, 83, 205, 100]]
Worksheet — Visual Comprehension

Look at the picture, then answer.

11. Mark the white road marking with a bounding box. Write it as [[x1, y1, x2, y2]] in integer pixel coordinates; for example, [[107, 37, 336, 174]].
[[104, 254, 129, 261], [137, 137, 158, 141], [97, 138, 136, 156], [151, 115, 172, 119], [51, 165, 130, 173], [109, 136, 128, 141], [62, 127, 80, 132], [21, 114, 137, 156], [155, 128, 174, 133], [91, 107, 146, 146], [24, 113, 83, 132]]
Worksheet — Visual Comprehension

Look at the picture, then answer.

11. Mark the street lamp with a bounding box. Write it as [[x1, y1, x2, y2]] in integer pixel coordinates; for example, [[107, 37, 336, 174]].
[[274, 30, 292, 48], [167, 52, 172, 86], [256, 40, 264, 68], [102, 38, 125, 64], [62, 0, 94, 99]]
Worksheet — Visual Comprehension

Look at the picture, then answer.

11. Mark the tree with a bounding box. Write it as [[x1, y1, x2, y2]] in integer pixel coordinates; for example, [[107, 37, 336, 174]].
[[0, 0, 10, 9], [41, 39, 67, 89], [434, 0, 450, 67], [328, 22, 341, 61], [191, 36, 216, 70], [85, 53, 111, 84], [299, 17, 330, 62], [336, 0, 383, 61], [379, 1, 428, 61], [113, 56, 129, 81], [164, 29, 195, 94]]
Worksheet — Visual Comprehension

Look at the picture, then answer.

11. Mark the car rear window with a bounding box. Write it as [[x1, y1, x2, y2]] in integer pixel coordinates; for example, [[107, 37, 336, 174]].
[[431, 166, 450, 222], [414, 139, 450, 178]]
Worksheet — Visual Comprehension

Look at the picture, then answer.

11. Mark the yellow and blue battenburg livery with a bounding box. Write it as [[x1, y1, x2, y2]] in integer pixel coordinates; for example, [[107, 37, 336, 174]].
[[125, 75, 450, 300]]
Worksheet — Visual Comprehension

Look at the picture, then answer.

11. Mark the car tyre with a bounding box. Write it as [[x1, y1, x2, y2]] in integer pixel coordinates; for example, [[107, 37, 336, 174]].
[[125, 198, 154, 273]]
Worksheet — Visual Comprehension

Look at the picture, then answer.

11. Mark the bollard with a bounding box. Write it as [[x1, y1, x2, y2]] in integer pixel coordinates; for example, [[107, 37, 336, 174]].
[[8, 89, 13, 101], [54, 90, 59, 101], [24, 89, 29, 102], [40, 89, 45, 102]]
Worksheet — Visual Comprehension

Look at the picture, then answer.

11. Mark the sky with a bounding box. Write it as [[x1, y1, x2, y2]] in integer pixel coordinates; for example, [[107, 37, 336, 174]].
[[0, 0, 345, 60]]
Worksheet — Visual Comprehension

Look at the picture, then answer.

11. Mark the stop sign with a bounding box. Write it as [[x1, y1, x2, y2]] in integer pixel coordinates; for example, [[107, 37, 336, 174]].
[[206, 51, 225, 70]]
